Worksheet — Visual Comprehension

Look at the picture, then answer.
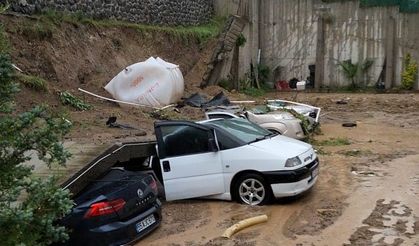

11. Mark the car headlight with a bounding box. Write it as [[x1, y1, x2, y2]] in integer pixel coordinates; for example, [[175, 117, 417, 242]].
[[285, 156, 302, 167]]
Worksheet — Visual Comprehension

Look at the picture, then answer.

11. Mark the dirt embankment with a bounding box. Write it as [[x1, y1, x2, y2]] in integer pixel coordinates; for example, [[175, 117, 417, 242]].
[[1, 13, 218, 142]]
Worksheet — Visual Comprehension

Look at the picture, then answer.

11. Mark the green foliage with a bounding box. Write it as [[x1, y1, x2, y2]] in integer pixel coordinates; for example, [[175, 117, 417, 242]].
[[235, 33, 246, 47], [38, 10, 224, 44], [17, 21, 54, 41], [218, 78, 234, 91], [257, 64, 271, 84], [0, 24, 9, 53], [0, 54, 18, 112], [0, 1, 10, 13], [17, 74, 49, 92], [401, 53, 418, 90], [0, 52, 73, 245], [338, 59, 374, 88], [60, 91, 93, 111], [315, 137, 351, 146], [242, 87, 266, 97]]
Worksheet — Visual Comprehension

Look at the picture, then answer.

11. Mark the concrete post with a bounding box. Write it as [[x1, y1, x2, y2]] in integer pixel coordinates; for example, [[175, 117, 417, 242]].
[[315, 16, 325, 89], [385, 16, 396, 89]]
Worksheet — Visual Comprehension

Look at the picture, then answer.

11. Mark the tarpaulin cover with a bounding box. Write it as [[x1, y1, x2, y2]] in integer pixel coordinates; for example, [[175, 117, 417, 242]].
[[184, 92, 230, 108], [105, 57, 184, 107]]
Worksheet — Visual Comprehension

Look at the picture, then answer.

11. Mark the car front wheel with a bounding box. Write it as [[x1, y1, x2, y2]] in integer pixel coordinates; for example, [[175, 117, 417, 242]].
[[234, 173, 272, 205]]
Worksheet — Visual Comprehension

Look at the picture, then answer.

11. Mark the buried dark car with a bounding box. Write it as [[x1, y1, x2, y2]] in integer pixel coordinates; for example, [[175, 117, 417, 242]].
[[59, 168, 161, 246]]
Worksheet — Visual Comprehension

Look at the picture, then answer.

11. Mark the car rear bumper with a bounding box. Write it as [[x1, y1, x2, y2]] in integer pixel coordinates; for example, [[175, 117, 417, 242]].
[[262, 159, 319, 198], [68, 200, 162, 246]]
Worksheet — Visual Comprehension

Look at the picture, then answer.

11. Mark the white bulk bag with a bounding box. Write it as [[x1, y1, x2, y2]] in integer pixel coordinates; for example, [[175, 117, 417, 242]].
[[104, 57, 184, 108]]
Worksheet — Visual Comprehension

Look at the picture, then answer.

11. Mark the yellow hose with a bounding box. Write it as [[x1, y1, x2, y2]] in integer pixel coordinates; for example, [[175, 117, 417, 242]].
[[222, 214, 268, 239]]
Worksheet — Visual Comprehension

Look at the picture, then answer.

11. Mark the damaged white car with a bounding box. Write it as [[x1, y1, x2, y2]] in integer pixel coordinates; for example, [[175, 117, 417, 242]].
[[205, 111, 306, 140], [154, 118, 319, 205]]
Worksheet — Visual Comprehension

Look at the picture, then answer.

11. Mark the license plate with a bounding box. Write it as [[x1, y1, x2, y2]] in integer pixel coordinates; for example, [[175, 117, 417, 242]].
[[311, 167, 319, 178], [136, 214, 156, 233]]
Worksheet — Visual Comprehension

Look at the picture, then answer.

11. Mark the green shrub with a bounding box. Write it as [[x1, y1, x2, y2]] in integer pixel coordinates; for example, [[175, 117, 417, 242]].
[[316, 137, 351, 146], [242, 87, 266, 97], [0, 24, 9, 53], [0, 53, 73, 245], [59, 91, 93, 111], [401, 53, 418, 90], [17, 74, 49, 92]]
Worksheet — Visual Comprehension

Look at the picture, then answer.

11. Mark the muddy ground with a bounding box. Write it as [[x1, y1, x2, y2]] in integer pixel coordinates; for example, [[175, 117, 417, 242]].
[[132, 92, 418, 246]]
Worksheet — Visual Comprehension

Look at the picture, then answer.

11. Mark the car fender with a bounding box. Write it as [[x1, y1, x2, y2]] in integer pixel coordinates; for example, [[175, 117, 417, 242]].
[[258, 122, 287, 134]]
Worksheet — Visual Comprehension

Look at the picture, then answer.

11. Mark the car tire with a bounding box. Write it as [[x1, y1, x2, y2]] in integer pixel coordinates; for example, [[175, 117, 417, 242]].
[[233, 173, 272, 206]]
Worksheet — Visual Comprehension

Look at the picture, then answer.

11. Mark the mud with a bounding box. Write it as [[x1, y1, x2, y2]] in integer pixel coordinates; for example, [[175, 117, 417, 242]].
[[138, 93, 419, 246]]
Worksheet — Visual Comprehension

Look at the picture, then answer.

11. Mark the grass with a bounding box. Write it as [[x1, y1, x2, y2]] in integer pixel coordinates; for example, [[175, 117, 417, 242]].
[[242, 87, 266, 97], [315, 137, 351, 146], [39, 10, 224, 44], [18, 21, 54, 41], [16, 74, 49, 92], [340, 149, 372, 157], [0, 24, 9, 53]]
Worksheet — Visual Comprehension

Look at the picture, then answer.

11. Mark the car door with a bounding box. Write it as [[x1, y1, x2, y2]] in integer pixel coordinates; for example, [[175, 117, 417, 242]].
[[154, 121, 225, 201]]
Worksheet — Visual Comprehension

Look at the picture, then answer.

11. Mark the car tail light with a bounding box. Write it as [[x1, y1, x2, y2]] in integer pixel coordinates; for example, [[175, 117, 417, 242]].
[[84, 199, 126, 219], [149, 178, 158, 194]]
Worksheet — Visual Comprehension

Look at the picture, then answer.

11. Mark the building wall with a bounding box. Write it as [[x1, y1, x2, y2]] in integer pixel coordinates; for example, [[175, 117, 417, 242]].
[[9, 0, 213, 26], [214, 0, 419, 88]]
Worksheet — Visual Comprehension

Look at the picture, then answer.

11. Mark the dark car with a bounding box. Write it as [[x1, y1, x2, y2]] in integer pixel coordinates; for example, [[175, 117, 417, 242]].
[[60, 168, 162, 246]]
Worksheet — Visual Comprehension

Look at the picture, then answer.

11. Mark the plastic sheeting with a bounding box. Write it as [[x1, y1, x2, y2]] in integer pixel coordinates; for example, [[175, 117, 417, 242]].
[[184, 92, 230, 108], [105, 57, 184, 108]]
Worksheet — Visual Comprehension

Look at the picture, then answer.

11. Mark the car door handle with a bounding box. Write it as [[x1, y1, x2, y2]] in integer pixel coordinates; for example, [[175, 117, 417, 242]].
[[162, 161, 171, 172]]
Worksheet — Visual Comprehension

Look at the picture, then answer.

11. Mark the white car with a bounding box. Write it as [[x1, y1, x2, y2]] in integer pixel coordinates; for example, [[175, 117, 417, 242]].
[[153, 118, 319, 205], [205, 111, 305, 140]]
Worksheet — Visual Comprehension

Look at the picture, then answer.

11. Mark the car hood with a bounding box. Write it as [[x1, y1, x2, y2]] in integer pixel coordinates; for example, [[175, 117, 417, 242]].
[[249, 135, 312, 158]]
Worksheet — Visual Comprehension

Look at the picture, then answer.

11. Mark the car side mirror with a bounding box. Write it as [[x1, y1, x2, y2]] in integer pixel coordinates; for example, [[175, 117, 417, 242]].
[[208, 138, 218, 152]]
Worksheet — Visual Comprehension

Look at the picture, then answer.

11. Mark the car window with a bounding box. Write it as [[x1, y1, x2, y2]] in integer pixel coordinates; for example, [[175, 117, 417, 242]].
[[160, 125, 211, 157], [213, 128, 240, 150], [208, 114, 235, 120], [205, 118, 272, 144]]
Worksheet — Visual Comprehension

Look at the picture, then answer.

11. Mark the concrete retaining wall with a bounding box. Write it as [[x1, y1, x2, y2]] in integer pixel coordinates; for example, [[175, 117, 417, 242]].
[[8, 0, 213, 26], [214, 0, 419, 88]]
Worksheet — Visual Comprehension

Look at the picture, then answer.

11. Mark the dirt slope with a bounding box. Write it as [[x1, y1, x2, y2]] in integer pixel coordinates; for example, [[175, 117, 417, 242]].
[[1, 13, 217, 142]]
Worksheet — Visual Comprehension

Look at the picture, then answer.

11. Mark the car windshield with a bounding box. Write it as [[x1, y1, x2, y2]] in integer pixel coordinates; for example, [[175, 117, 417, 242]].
[[204, 118, 275, 144]]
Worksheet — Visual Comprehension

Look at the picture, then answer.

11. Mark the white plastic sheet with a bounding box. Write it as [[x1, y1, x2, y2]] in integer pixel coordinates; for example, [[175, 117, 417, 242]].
[[105, 57, 184, 107]]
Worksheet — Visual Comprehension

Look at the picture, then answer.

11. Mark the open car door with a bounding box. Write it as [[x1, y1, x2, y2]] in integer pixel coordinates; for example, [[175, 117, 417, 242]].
[[154, 121, 225, 201]]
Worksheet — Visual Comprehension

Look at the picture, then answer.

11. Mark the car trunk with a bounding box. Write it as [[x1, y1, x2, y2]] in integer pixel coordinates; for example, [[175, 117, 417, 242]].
[[74, 168, 156, 221], [62, 141, 157, 198]]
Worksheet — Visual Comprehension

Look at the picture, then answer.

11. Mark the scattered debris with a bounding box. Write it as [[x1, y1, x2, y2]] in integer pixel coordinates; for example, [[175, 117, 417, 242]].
[[11, 63, 23, 72], [106, 117, 137, 130], [266, 99, 321, 123], [342, 122, 357, 127], [184, 92, 230, 108], [222, 215, 268, 239]]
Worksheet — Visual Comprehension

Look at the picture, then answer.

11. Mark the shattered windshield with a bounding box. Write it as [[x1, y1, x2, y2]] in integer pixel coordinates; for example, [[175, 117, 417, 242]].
[[205, 118, 274, 144]]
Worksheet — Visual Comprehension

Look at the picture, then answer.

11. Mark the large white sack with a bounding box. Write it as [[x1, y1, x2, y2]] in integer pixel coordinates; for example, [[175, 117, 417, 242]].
[[104, 57, 184, 108]]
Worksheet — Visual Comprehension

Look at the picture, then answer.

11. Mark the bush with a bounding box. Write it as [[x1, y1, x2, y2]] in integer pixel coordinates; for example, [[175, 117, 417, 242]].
[[401, 53, 418, 90], [17, 74, 49, 92], [0, 54, 73, 245]]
